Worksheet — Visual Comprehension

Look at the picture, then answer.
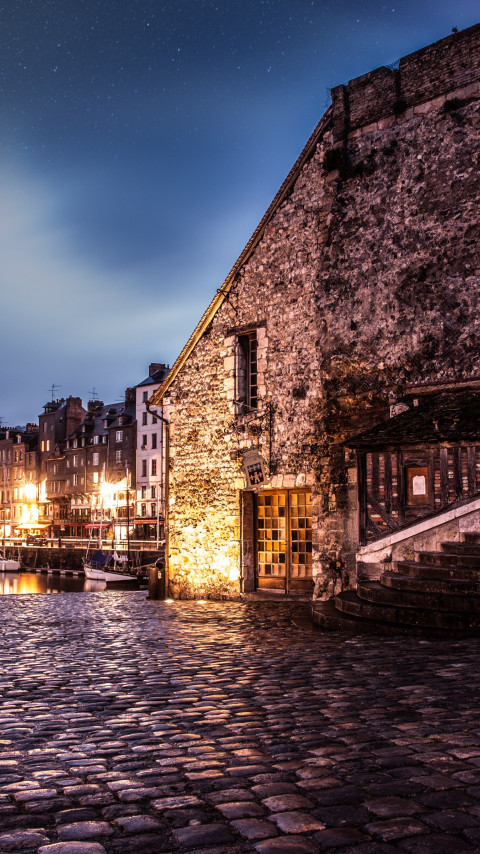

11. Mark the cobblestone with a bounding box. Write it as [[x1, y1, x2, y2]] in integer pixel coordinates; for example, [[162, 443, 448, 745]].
[[2, 593, 480, 852]]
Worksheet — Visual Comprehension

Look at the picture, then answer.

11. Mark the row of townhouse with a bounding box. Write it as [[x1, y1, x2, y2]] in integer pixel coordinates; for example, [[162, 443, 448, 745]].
[[0, 363, 168, 547]]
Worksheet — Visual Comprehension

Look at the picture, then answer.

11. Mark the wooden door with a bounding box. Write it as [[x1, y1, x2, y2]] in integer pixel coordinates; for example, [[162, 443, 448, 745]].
[[256, 489, 313, 593]]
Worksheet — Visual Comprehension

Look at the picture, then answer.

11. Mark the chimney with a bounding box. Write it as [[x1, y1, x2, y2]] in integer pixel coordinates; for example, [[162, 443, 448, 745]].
[[149, 362, 167, 378]]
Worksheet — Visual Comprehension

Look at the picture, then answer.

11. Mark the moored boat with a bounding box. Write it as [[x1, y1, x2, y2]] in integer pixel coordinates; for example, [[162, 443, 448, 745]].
[[0, 552, 20, 572], [83, 549, 139, 582], [83, 548, 163, 583]]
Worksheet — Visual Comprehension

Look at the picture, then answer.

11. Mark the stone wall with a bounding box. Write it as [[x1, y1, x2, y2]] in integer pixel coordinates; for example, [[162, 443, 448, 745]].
[[162, 24, 480, 599]]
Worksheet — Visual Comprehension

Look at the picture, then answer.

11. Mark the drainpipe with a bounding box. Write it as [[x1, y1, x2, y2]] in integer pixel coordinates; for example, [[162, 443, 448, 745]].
[[146, 401, 169, 595]]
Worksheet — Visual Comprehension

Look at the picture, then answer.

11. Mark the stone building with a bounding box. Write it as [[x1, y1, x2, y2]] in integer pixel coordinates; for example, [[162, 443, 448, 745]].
[[151, 24, 480, 600]]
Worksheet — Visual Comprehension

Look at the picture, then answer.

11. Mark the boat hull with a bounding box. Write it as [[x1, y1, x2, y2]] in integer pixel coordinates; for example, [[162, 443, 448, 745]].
[[0, 559, 20, 572], [83, 561, 138, 582]]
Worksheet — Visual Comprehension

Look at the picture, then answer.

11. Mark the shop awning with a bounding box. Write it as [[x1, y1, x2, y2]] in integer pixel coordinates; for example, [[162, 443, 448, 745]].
[[14, 522, 50, 530]]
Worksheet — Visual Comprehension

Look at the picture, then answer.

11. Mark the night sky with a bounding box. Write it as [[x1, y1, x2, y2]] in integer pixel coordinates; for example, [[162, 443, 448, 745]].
[[1, 1, 478, 426]]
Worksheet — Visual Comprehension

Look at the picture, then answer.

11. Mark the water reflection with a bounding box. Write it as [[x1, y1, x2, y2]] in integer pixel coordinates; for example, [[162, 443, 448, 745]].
[[0, 571, 106, 594]]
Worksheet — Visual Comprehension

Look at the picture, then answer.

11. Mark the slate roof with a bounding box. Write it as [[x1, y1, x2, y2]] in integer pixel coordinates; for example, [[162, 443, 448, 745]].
[[346, 392, 480, 449]]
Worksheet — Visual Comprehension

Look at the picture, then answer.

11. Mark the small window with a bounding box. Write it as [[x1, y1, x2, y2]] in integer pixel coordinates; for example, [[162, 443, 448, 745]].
[[93, 471, 99, 484], [152, 433, 157, 449], [151, 486, 156, 499], [143, 391, 148, 402], [115, 430, 123, 443], [92, 452, 99, 466], [151, 503, 156, 517], [93, 435, 99, 445], [141, 503, 147, 517], [152, 414, 157, 424], [73, 474, 78, 486], [141, 486, 147, 499], [73, 454, 79, 467], [141, 434, 147, 449], [151, 459, 157, 476], [236, 330, 258, 414], [141, 460, 147, 478], [142, 412, 148, 426], [115, 450, 122, 463]]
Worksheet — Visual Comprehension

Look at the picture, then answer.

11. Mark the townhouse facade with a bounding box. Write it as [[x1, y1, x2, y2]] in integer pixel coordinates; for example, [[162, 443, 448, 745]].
[[1, 363, 168, 547]]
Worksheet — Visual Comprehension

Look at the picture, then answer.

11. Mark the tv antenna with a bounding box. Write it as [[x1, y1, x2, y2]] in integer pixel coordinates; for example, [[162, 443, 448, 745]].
[[88, 387, 99, 400], [49, 383, 61, 401]]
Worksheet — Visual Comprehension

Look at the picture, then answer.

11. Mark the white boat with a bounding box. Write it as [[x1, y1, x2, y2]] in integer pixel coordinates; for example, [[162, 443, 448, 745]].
[[83, 549, 140, 582], [0, 553, 20, 572]]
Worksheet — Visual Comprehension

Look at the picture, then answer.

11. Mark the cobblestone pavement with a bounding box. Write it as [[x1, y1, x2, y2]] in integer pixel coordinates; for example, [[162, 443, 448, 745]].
[[1, 593, 480, 854]]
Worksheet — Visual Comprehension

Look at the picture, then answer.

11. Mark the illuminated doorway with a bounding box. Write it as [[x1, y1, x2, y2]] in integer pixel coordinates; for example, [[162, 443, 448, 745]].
[[255, 489, 313, 593]]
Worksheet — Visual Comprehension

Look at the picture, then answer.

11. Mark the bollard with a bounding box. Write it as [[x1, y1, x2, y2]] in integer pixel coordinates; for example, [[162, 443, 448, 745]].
[[157, 563, 166, 600], [148, 565, 159, 600]]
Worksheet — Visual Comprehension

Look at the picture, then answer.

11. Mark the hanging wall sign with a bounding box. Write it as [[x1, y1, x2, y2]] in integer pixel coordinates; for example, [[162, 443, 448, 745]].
[[242, 450, 267, 489]]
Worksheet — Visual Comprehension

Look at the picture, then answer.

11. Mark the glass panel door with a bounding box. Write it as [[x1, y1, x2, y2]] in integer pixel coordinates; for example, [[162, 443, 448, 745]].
[[257, 492, 287, 583], [256, 490, 312, 592]]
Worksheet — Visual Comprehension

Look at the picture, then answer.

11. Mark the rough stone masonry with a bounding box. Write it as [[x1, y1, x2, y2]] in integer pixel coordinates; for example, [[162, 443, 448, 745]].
[[151, 24, 480, 600]]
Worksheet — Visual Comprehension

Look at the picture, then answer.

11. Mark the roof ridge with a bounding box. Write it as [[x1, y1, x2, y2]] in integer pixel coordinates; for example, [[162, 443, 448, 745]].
[[150, 106, 333, 405]]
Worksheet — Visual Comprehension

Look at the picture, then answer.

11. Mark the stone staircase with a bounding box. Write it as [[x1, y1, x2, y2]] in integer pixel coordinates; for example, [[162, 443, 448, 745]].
[[312, 535, 480, 634]]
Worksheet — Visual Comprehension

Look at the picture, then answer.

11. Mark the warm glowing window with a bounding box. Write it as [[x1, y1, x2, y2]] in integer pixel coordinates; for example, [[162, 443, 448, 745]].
[[93, 472, 99, 484], [92, 452, 99, 466]]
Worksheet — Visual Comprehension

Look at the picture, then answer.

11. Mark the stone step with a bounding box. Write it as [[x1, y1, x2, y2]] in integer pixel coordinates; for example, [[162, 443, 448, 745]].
[[381, 570, 480, 596], [442, 540, 480, 555], [335, 590, 480, 631], [417, 550, 480, 568], [358, 580, 480, 614], [394, 560, 480, 581], [310, 599, 433, 636]]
